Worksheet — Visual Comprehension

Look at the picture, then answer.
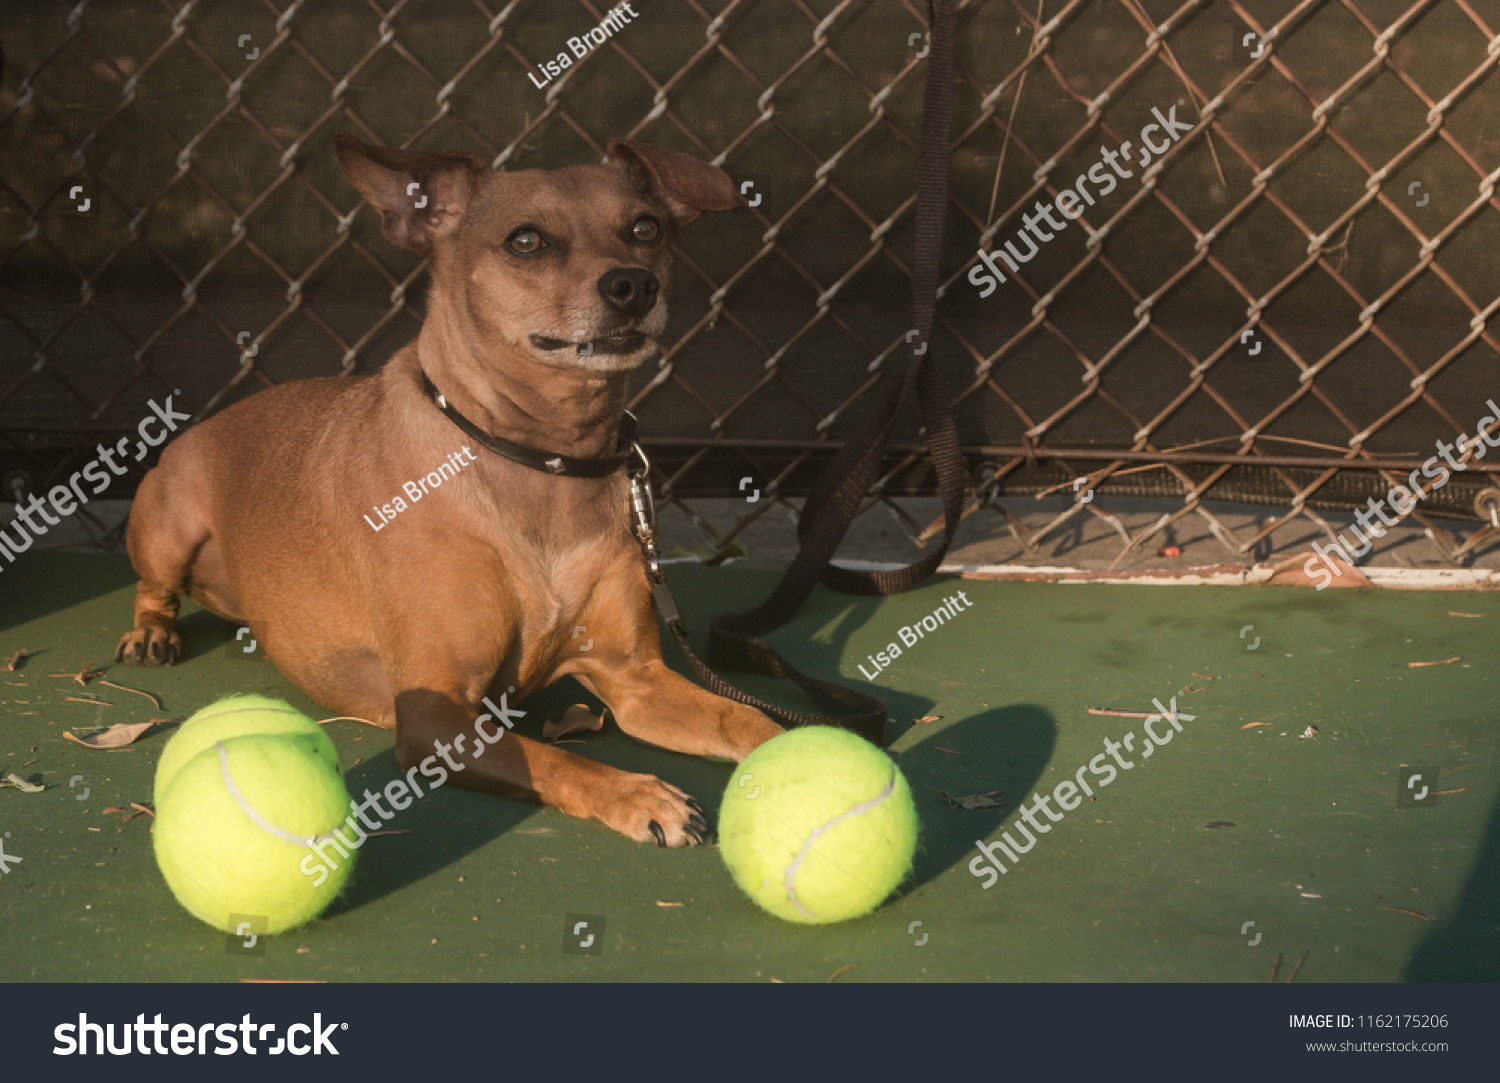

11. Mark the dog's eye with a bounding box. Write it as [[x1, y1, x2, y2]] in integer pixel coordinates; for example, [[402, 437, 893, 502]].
[[507, 229, 543, 255], [631, 217, 661, 243]]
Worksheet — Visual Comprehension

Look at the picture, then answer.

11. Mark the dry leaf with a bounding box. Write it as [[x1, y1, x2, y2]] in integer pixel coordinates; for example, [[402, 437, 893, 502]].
[[63, 720, 164, 749], [543, 704, 606, 742], [1, 772, 45, 793], [914, 714, 942, 725], [936, 789, 1003, 809], [1241, 721, 1271, 730], [6, 649, 27, 672], [1265, 551, 1372, 588]]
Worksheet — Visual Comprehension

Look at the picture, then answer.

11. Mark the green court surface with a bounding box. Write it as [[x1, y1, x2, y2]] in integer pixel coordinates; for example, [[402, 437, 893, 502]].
[[1, 553, 1496, 982]]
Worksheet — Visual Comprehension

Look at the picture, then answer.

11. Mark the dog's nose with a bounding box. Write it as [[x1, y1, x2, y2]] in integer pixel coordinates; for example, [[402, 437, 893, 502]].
[[597, 268, 659, 318]]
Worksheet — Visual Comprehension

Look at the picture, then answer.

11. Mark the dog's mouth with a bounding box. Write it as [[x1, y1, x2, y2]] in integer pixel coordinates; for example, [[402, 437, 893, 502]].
[[530, 331, 648, 356]]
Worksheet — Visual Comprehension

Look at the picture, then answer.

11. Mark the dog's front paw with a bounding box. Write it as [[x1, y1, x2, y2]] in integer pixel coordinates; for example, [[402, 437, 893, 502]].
[[115, 626, 181, 666], [601, 774, 709, 848]]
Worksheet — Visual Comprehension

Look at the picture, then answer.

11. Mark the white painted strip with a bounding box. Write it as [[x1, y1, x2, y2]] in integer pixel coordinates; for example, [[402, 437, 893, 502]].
[[821, 559, 1500, 589]]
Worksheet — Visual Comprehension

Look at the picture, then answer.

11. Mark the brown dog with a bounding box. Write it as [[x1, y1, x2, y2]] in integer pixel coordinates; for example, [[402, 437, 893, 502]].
[[117, 136, 783, 845]]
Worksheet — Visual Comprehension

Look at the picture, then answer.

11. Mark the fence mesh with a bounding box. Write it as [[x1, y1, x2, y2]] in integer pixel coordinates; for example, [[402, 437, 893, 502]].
[[3, 0, 1500, 569]]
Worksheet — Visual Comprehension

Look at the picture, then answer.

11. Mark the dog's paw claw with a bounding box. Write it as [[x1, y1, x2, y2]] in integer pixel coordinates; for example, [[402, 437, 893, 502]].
[[115, 627, 181, 667], [606, 775, 706, 848]]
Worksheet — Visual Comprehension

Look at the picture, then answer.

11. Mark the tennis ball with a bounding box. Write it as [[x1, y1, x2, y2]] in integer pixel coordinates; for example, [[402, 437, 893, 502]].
[[153, 733, 357, 935], [154, 696, 336, 806], [720, 726, 917, 924]]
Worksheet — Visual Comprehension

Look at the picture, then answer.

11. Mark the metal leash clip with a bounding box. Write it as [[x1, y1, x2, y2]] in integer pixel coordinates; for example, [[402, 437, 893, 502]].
[[626, 436, 686, 636], [627, 438, 659, 571]]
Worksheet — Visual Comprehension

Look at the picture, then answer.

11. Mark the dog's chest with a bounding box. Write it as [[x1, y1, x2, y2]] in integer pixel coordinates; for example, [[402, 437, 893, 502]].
[[518, 484, 635, 601]]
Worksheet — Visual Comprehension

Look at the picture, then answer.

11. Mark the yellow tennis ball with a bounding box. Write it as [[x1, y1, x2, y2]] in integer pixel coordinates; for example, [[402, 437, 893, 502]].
[[153, 734, 357, 935], [154, 696, 336, 806], [719, 727, 917, 924]]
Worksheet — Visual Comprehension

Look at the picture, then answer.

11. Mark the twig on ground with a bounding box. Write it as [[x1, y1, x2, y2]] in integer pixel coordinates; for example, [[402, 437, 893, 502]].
[[1376, 905, 1432, 921], [1286, 950, 1309, 983], [97, 680, 161, 709]]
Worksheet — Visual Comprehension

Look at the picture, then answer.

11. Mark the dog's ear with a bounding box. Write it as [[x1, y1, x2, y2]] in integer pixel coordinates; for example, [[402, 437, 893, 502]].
[[606, 141, 739, 229], [335, 135, 486, 256]]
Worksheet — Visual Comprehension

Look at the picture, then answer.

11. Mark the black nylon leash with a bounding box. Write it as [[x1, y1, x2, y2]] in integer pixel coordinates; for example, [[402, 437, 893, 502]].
[[655, 0, 964, 746]]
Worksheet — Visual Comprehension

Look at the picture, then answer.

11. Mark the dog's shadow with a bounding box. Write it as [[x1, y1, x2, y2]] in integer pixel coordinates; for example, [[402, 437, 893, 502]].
[[324, 747, 539, 915], [322, 681, 596, 914]]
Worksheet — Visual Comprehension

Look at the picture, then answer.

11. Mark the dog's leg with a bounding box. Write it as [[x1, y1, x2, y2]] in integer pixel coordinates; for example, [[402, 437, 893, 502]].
[[116, 467, 199, 666], [393, 683, 710, 847], [268, 641, 399, 730], [580, 662, 783, 761]]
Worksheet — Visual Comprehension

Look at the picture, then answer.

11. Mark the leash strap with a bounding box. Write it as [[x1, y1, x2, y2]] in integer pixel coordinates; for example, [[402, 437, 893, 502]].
[[649, 0, 963, 746]]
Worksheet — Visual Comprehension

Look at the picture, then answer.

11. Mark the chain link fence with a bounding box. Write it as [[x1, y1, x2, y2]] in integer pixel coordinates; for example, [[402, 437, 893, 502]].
[[4, 0, 1500, 570]]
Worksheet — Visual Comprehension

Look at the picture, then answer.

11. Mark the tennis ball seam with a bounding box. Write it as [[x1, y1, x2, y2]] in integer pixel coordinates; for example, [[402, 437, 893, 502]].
[[782, 766, 898, 921], [153, 699, 335, 807], [204, 706, 305, 720], [215, 742, 344, 849], [154, 731, 356, 936]]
